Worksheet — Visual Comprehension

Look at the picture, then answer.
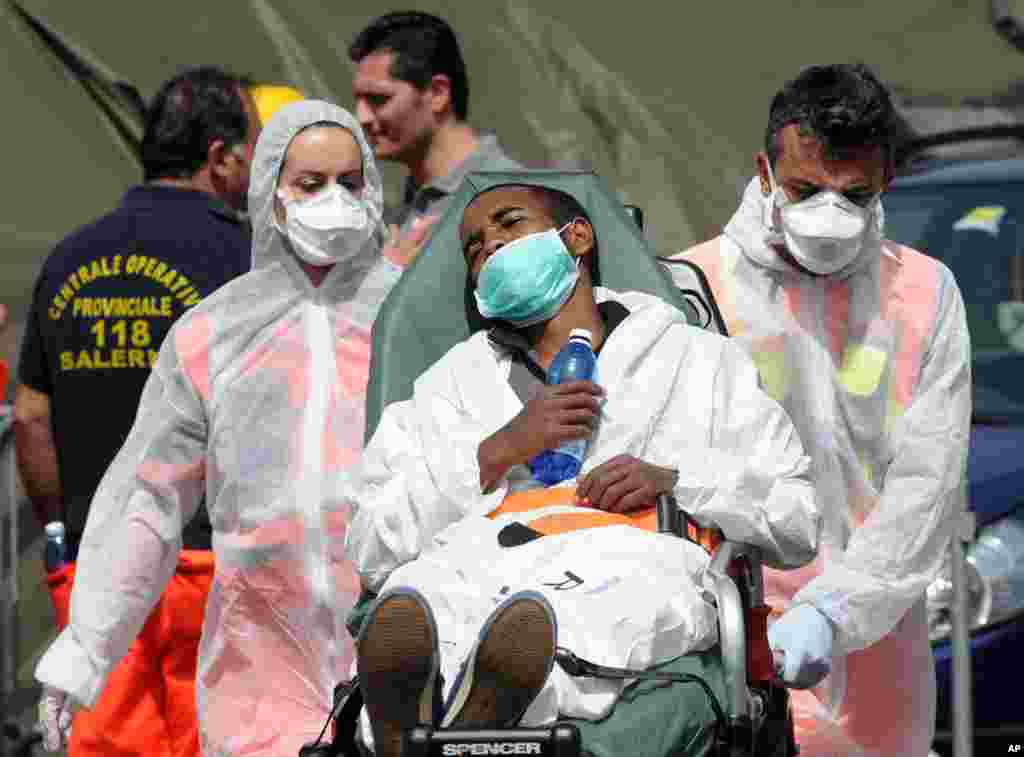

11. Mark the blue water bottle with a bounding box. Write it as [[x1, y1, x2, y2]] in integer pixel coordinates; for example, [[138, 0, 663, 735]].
[[44, 521, 67, 573], [529, 328, 598, 485]]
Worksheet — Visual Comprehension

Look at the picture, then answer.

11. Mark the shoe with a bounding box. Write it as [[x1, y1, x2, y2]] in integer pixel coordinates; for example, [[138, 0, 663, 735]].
[[357, 588, 440, 757], [441, 591, 557, 729]]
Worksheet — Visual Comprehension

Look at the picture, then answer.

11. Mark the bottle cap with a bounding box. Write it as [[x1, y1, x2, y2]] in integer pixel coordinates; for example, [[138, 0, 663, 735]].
[[569, 328, 592, 343], [45, 521, 65, 537]]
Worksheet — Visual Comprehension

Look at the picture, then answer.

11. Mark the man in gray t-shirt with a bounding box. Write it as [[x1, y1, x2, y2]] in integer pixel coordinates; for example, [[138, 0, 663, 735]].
[[350, 11, 520, 262]]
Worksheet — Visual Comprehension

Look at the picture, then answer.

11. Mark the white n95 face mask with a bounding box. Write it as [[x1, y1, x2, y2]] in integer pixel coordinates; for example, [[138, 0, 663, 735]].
[[766, 164, 879, 276], [276, 183, 375, 267]]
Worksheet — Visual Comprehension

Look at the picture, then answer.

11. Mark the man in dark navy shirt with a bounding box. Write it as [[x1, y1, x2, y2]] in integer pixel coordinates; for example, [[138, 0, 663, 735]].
[[14, 66, 258, 757]]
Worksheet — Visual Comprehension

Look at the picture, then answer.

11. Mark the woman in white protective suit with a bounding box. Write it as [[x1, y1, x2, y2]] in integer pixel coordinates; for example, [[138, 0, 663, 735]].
[[671, 64, 972, 756], [34, 101, 413, 757]]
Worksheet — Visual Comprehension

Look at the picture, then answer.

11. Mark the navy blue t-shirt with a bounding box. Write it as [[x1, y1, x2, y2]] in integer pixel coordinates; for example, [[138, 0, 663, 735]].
[[19, 185, 251, 549]]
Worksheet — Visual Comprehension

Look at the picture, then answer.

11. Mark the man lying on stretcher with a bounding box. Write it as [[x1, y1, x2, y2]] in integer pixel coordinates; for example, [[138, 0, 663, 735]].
[[339, 181, 820, 757]]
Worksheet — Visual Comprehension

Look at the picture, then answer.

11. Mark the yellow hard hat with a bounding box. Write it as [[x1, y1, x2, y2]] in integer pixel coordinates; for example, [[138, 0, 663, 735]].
[[249, 84, 306, 126]]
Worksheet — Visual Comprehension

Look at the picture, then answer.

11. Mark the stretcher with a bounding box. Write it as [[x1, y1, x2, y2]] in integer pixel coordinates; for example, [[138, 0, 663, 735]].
[[303, 170, 798, 757]]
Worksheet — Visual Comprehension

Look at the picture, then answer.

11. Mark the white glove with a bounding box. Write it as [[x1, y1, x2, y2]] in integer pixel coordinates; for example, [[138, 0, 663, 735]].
[[767, 604, 836, 689], [38, 685, 80, 752]]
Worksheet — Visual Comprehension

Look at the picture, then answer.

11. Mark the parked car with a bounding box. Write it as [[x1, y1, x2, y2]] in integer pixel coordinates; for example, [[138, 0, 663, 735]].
[[884, 131, 1024, 753]]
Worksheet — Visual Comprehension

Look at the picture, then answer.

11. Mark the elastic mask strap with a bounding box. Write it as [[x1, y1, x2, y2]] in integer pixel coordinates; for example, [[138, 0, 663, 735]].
[[272, 187, 301, 236], [763, 162, 784, 235], [558, 216, 588, 243], [558, 218, 584, 270], [556, 217, 584, 280], [765, 161, 780, 196]]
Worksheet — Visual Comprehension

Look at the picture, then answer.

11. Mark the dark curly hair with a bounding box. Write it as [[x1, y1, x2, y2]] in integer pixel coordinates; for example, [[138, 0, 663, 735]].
[[765, 63, 897, 165]]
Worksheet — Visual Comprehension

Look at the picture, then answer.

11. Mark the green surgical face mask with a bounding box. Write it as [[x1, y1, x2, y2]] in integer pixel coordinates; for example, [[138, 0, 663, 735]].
[[473, 223, 579, 327]]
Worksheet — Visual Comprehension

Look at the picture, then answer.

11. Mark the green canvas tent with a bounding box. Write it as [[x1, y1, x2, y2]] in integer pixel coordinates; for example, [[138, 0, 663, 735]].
[[4, 0, 1024, 323]]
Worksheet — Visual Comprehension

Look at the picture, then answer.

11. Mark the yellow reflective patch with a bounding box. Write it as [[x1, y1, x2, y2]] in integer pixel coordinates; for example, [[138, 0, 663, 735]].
[[752, 349, 786, 401], [838, 344, 887, 397], [952, 205, 1006, 236]]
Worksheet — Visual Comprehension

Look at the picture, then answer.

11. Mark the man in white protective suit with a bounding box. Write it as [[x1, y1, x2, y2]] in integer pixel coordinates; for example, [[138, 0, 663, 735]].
[[668, 63, 972, 756], [339, 179, 822, 757], [34, 101, 429, 757]]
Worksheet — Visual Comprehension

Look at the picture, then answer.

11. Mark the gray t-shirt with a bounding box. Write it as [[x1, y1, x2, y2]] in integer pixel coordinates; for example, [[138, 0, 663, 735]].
[[388, 133, 521, 232]]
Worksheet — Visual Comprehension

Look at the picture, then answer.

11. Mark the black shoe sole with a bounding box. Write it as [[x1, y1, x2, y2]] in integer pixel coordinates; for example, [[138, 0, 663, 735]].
[[357, 591, 439, 757], [442, 594, 556, 729]]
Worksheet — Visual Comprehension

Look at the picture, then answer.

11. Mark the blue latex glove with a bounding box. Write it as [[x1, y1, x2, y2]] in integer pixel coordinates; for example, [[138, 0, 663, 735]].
[[767, 604, 835, 689]]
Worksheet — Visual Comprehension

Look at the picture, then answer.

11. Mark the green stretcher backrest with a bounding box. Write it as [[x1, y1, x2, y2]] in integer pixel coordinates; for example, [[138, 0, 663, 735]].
[[365, 169, 698, 442]]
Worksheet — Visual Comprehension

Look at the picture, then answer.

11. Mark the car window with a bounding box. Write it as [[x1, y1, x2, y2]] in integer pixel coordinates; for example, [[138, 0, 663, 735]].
[[884, 182, 1024, 423]]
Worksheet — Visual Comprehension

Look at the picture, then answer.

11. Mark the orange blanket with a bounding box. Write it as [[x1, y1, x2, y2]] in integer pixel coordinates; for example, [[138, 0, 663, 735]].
[[487, 486, 721, 553]]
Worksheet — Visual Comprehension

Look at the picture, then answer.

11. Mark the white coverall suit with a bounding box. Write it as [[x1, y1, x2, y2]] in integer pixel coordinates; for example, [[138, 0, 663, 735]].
[[343, 288, 821, 725], [34, 101, 402, 757], [669, 178, 972, 756]]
